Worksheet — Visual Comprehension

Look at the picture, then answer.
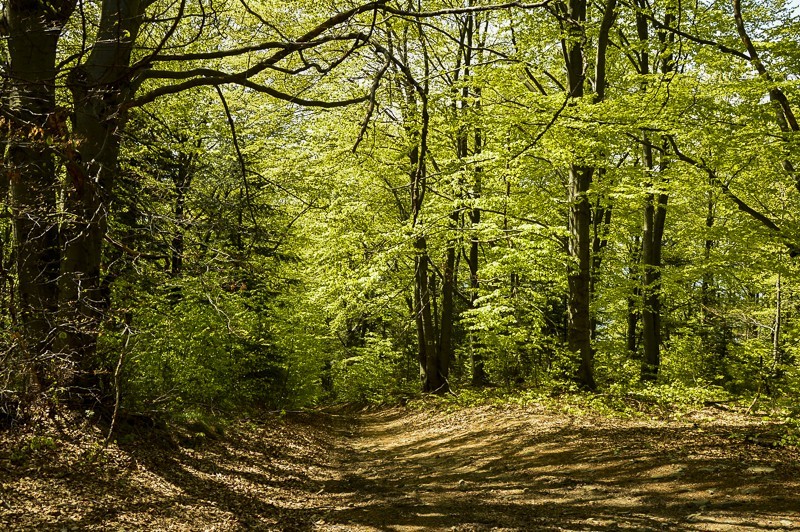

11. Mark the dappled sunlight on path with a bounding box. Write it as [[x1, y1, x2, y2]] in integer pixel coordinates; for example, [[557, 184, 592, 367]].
[[313, 406, 800, 531], [2, 405, 799, 530]]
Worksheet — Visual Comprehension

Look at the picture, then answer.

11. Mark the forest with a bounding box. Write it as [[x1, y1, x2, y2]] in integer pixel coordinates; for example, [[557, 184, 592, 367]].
[[2, 0, 800, 529]]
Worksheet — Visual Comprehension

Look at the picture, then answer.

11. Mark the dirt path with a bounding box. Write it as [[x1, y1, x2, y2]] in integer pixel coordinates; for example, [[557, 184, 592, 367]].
[[2, 404, 800, 530], [319, 406, 800, 531]]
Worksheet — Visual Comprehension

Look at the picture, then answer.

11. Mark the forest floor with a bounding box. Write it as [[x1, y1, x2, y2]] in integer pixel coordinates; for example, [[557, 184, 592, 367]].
[[2, 400, 800, 531]]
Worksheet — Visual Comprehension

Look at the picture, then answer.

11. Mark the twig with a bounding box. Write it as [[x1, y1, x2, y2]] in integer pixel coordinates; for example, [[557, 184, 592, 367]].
[[106, 320, 133, 444]]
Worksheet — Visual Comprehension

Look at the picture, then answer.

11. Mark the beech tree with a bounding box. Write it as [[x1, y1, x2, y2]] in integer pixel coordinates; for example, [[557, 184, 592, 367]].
[[2, 0, 800, 412], [0, 0, 386, 402]]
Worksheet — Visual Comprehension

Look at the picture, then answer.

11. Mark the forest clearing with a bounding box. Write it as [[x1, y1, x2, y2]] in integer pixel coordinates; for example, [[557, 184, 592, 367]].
[[2, 401, 799, 531]]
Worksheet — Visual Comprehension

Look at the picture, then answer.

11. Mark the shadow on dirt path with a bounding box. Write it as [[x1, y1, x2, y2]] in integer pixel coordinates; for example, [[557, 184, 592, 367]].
[[2, 404, 799, 530], [314, 406, 800, 531]]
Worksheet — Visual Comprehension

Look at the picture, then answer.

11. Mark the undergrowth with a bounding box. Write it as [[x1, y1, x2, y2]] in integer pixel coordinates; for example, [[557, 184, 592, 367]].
[[404, 382, 734, 419]]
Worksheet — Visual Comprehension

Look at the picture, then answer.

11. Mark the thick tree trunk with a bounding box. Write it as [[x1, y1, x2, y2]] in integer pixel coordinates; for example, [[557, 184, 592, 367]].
[[640, 141, 669, 381], [56, 0, 144, 402], [58, 96, 119, 398], [5, 1, 71, 391], [415, 240, 446, 392]]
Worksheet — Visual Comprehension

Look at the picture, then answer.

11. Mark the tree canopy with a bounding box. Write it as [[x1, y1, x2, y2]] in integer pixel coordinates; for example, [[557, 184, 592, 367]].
[[1, 0, 799, 418]]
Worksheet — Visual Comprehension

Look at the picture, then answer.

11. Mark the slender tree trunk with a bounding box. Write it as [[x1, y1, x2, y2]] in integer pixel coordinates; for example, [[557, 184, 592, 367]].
[[640, 186, 659, 379], [407, 114, 447, 392], [171, 158, 193, 277], [437, 214, 458, 392], [638, 8, 674, 382], [413, 266, 427, 382], [590, 193, 612, 340], [586, 0, 616, 344], [415, 241, 444, 392], [626, 294, 640, 355], [563, 0, 599, 390], [626, 236, 641, 356], [469, 126, 486, 385], [769, 273, 782, 393]]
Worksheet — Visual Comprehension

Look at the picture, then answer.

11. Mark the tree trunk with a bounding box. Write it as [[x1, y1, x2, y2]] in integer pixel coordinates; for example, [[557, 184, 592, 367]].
[[640, 141, 669, 382], [563, 0, 596, 390], [638, 7, 674, 382], [469, 130, 486, 385], [437, 217, 457, 392], [171, 157, 193, 277], [415, 240, 445, 392], [590, 193, 612, 340], [568, 164, 596, 389], [57, 0, 144, 402], [5, 1, 71, 392], [626, 236, 641, 356]]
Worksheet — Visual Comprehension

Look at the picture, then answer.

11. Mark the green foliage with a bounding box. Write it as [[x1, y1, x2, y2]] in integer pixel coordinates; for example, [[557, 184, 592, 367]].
[[331, 335, 417, 404], [6, 0, 800, 419], [408, 380, 732, 420], [9, 436, 58, 466]]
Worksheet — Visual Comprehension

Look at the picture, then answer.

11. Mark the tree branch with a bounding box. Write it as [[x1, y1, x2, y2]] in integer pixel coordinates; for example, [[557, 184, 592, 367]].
[[667, 137, 800, 258]]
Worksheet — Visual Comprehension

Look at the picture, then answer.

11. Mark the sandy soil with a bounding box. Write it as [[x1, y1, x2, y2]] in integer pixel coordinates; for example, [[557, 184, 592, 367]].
[[1, 403, 799, 530]]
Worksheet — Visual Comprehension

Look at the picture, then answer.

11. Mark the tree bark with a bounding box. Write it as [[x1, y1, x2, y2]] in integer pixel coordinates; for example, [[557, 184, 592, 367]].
[[57, 0, 146, 402], [563, 0, 597, 390], [4, 0, 73, 391], [568, 164, 596, 389], [638, 7, 673, 382]]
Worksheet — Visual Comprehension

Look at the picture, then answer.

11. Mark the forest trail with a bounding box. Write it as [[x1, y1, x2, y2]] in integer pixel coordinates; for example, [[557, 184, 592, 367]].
[[320, 406, 800, 531], [2, 404, 800, 530]]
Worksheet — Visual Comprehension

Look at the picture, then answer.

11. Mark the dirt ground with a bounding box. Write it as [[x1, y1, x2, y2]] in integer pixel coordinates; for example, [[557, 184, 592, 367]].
[[2, 403, 799, 531]]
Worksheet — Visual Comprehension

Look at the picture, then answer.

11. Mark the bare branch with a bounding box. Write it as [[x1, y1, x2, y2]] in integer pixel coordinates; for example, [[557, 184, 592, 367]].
[[353, 57, 391, 152], [383, 1, 552, 18], [667, 137, 799, 256], [215, 86, 257, 227], [104, 235, 168, 261], [623, 0, 750, 61], [131, 2, 388, 106]]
